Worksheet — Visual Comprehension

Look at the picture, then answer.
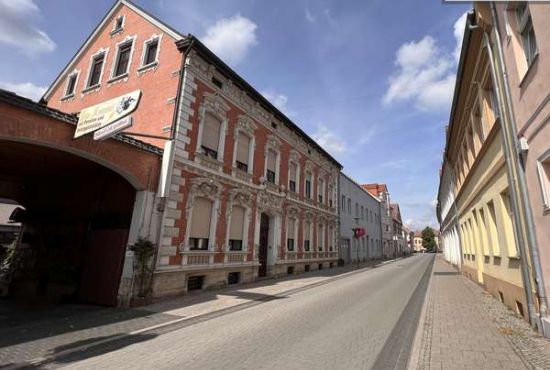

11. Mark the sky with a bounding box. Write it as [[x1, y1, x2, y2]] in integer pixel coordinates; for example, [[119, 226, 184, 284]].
[[0, 0, 471, 231]]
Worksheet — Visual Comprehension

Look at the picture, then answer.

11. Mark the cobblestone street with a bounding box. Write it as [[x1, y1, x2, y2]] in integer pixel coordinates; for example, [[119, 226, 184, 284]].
[[412, 257, 550, 370]]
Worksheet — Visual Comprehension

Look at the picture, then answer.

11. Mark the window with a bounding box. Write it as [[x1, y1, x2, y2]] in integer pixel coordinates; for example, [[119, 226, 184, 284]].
[[271, 122, 277, 130], [236, 132, 250, 172], [328, 185, 333, 207], [114, 15, 124, 32], [361, 206, 364, 220], [487, 86, 500, 122], [348, 199, 351, 214], [487, 201, 500, 256], [537, 152, 550, 209], [143, 39, 159, 66], [304, 221, 311, 252], [516, 2, 538, 67], [370, 211, 373, 223], [65, 73, 78, 97], [87, 53, 105, 87], [211, 76, 223, 89], [189, 197, 212, 250], [202, 113, 221, 159], [341, 196, 346, 212], [318, 178, 324, 204], [114, 41, 132, 77], [229, 205, 245, 251], [287, 218, 295, 251], [329, 226, 334, 251], [289, 162, 297, 192], [355, 203, 359, 217], [500, 191, 519, 257], [266, 149, 277, 183], [305, 172, 312, 199], [317, 223, 324, 251]]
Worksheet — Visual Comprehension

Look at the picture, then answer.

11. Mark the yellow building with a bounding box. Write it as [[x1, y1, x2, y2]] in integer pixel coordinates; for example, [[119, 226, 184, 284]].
[[445, 11, 528, 320]]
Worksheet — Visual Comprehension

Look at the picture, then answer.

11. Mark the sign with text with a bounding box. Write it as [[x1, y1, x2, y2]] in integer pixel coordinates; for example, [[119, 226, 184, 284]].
[[93, 116, 133, 141], [75, 90, 141, 138]]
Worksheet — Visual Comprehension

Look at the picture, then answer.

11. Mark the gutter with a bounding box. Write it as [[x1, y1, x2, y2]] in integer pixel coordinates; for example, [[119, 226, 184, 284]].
[[488, 1, 548, 332]]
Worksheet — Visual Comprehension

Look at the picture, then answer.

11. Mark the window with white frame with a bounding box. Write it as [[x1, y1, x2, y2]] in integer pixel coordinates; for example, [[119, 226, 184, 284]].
[[64, 72, 79, 97], [516, 2, 538, 67], [318, 178, 324, 204], [317, 223, 324, 251], [113, 15, 124, 32], [329, 226, 334, 251], [112, 39, 133, 78], [142, 37, 160, 67], [305, 171, 312, 199], [537, 151, 550, 210], [266, 149, 277, 184], [289, 162, 298, 193], [229, 205, 245, 251], [500, 190, 519, 257], [348, 199, 351, 214], [361, 206, 364, 220], [189, 197, 212, 250], [304, 220, 311, 252], [341, 195, 346, 212], [201, 113, 222, 159], [287, 218, 296, 252], [328, 185, 334, 207], [236, 132, 251, 172], [86, 52, 106, 88]]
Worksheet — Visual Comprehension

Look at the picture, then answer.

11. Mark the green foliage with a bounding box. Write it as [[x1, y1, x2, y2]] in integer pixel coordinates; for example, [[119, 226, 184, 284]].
[[421, 227, 437, 252], [1, 240, 17, 270], [129, 237, 156, 297]]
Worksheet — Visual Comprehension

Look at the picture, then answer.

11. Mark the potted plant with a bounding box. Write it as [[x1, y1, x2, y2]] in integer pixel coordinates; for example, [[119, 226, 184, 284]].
[[129, 237, 156, 306]]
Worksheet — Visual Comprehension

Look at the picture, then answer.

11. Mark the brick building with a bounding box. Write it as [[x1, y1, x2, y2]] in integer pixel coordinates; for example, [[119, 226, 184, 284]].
[[43, 0, 341, 301]]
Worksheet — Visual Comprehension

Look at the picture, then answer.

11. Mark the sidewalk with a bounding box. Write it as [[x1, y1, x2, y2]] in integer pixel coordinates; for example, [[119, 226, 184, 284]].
[[411, 256, 550, 370], [0, 258, 398, 369]]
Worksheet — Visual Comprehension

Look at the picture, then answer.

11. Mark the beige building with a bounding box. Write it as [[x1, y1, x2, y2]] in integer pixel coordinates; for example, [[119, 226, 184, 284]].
[[442, 9, 529, 321]]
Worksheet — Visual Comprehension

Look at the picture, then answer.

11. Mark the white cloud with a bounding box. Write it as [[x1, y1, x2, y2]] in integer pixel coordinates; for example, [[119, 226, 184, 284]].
[[305, 9, 316, 23], [312, 124, 347, 155], [0, 0, 56, 56], [383, 12, 468, 112], [202, 14, 258, 66], [261, 89, 295, 117], [380, 159, 410, 169], [0, 81, 47, 101]]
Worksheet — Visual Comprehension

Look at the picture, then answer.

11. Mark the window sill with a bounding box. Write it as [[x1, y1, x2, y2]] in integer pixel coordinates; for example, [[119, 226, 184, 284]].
[[60, 93, 75, 102], [110, 28, 124, 37], [519, 52, 539, 88], [107, 73, 129, 84], [137, 61, 158, 73], [509, 254, 521, 260], [81, 84, 101, 94]]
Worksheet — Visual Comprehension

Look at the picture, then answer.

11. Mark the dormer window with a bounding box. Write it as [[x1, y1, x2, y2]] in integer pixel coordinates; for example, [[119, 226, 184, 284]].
[[211, 76, 223, 89], [114, 16, 124, 32]]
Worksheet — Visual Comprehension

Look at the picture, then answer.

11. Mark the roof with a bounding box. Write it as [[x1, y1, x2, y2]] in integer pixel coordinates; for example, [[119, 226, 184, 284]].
[[340, 173, 381, 203], [177, 36, 343, 169], [0, 89, 162, 155], [414, 231, 422, 238], [42, 0, 186, 101], [390, 203, 402, 223], [0, 203, 21, 226], [361, 183, 388, 198]]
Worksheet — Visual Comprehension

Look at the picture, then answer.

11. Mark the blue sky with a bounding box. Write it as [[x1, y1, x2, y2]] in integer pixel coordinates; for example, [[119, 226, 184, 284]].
[[0, 0, 471, 230]]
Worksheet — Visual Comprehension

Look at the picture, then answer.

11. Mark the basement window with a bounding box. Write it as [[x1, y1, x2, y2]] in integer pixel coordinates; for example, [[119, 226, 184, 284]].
[[187, 276, 205, 291], [228, 272, 240, 285]]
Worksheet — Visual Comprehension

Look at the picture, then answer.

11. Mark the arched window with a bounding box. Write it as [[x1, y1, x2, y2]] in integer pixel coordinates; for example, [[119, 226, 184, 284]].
[[202, 113, 222, 159]]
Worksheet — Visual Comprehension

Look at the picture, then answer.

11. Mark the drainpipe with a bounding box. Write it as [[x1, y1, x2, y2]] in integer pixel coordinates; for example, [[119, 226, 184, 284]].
[[483, 24, 537, 327], [488, 2, 548, 330]]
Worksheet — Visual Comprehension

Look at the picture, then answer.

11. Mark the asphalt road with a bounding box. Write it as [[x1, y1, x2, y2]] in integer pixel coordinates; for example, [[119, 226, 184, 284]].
[[45, 254, 434, 370]]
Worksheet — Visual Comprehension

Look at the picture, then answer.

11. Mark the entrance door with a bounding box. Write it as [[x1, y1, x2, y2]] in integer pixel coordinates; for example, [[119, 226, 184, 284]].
[[258, 213, 269, 277]]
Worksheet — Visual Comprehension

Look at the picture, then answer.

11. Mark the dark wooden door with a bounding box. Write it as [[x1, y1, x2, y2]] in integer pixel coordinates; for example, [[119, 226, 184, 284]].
[[258, 213, 269, 277], [79, 229, 128, 306]]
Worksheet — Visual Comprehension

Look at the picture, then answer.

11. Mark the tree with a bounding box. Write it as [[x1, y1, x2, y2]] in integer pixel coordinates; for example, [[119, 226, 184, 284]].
[[421, 227, 436, 252], [129, 237, 156, 298]]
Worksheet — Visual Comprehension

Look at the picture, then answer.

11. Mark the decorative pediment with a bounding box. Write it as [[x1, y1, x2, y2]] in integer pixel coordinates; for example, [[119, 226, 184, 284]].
[[305, 160, 315, 173], [189, 177, 223, 200], [264, 134, 282, 154], [235, 114, 257, 136], [258, 190, 283, 210], [317, 214, 327, 224], [289, 149, 301, 164], [228, 188, 253, 208], [328, 217, 338, 228], [202, 92, 231, 121], [286, 205, 300, 218]]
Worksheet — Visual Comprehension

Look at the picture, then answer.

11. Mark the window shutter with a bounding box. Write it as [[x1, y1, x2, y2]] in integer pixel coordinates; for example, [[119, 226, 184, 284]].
[[229, 205, 245, 240], [237, 133, 250, 164], [190, 197, 212, 239], [288, 218, 295, 239], [289, 163, 297, 182], [202, 114, 221, 151], [267, 150, 276, 171]]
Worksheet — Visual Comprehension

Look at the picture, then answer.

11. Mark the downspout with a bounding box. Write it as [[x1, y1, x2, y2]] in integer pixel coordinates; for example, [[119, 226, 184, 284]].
[[489, 2, 548, 329]]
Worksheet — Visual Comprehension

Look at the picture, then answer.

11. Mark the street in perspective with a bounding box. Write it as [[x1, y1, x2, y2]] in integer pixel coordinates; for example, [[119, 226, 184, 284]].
[[1, 0, 550, 369]]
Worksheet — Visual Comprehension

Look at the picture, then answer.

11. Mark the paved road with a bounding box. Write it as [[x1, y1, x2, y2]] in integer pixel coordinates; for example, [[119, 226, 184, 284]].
[[38, 255, 434, 370]]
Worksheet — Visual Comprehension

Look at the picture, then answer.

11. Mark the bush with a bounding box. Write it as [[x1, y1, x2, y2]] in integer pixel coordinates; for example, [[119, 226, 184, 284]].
[[129, 238, 156, 298], [337, 258, 345, 267]]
